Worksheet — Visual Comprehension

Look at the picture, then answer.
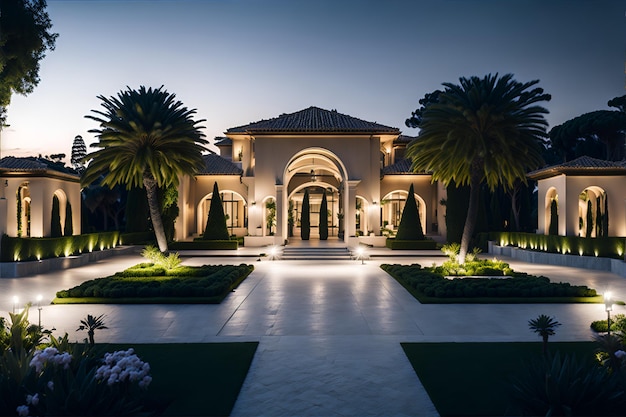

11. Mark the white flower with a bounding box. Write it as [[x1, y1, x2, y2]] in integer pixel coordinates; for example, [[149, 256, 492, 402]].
[[16, 405, 29, 416], [95, 349, 151, 388], [615, 350, 626, 358], [26, 393, 39, 406]]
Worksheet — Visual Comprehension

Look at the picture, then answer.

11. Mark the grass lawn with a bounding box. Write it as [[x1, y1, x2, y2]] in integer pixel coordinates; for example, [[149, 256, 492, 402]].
[[401, 341, 596, 416], [103, 342, 258, 416]]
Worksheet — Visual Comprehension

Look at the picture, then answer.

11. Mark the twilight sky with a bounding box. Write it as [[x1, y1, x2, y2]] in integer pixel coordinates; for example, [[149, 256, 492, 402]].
[[2, 0, 625, 160]]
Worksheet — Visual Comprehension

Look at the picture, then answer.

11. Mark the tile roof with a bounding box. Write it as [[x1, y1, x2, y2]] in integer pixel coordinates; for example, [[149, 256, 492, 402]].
[[527, 155, 626, 180], [0, 156, 79, 177], [227, 106, 400, 134], [214, 137, 232, 146], [197, 153, 243, 175], [394, 135, 415, 144], [382, 158, 428, 175]]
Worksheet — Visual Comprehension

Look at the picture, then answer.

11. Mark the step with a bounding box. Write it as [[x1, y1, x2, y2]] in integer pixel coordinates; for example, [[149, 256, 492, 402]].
[[279, 246, 353, 260]]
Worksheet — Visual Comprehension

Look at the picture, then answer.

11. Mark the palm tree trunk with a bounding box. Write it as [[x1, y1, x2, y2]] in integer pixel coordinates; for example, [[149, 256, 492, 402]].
[[143, 171, 168, 252], [458, 162, 482, 263]]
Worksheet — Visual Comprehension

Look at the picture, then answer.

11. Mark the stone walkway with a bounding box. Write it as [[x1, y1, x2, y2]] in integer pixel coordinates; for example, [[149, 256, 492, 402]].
[[1, 250, 624, 416]]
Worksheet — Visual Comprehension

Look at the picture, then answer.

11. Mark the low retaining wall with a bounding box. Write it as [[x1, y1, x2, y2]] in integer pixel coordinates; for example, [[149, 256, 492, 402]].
[[488, 241, 626, 278], [0, 246, 137, 278]]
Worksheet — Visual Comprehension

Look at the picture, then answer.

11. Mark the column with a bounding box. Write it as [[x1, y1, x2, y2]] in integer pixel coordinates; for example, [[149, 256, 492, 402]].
[[345, 180, 360, 238], [275, 184, 285, 244]]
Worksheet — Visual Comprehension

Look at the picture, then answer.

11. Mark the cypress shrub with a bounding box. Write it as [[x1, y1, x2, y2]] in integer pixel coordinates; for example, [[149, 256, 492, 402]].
[[319, 190, 328, 240], [51, 195, 62, 238], [395, 183, 425, 240], [203, 182, 230, 240], [301, 189, 310, 240], [548, 199, 558, 235], [64, 201, 73, 236], [586, 199, 593, 237]]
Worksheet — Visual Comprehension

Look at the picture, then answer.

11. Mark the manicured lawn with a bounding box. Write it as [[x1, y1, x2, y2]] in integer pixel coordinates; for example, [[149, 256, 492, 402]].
[[401, 342, 595, 416], [104, 342, 258, 416]]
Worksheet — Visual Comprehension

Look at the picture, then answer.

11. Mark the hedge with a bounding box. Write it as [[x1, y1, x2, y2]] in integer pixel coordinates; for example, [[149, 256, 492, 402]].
[[170, 240, 238, 250], [1, 231, 120, 262], [385, 239, 438, 250], [381, 263, 597, 302], [55, 263, 253, 303], [119, 231, 155, 245], [488, 232, 626, 259]]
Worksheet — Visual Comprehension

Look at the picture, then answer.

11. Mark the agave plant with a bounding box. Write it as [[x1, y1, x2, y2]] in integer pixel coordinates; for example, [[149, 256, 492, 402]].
[[76, 314, 108, 346], [528, 314, 561, 355]]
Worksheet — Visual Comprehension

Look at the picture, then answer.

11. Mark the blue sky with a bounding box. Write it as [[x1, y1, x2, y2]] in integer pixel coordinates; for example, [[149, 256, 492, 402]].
[[2, 0, 625, 159]]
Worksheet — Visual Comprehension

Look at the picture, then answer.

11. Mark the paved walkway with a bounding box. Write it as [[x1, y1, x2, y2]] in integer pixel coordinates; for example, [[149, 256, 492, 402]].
[[1, 249, 625, 416]]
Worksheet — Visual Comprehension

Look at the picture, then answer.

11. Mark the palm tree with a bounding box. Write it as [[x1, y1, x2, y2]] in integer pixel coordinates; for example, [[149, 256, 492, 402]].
[[528, 314, 561, 355], [407, 73, 550, 263], [82, 86, 208, 252], [76, 314, 108, 346]]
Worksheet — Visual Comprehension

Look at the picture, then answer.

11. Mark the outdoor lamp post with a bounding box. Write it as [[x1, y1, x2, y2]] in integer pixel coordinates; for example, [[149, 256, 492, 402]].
[[356, 246, 366, 264], [605, 291, 614, 337], [37, 294, 43, 328]]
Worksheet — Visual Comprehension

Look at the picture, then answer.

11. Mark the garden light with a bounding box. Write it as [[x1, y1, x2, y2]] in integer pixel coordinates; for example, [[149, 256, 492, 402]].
[[37, 294, 43, 328], [268, 245, 280, 261], [355, 246, 367, 265], [605, 291, 614, 337], [12, 295, 19, 314]]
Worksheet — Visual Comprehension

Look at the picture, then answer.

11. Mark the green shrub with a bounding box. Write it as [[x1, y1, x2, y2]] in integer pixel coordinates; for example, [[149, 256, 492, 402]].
[[1, 232, 120, 262], [203, 182, 230, 240], [385, 239, 437, 250], [395, 183, 425, 240]]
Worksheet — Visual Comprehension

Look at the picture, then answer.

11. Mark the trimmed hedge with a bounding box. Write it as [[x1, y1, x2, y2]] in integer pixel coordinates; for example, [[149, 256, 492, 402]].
[[489, 232, 626, 259], [119, 231, 155, 245], [385, 239, 438, 250], [171, 240, 238, 250], [381, 263, 598, 302], [55, 263, 253, 303], [1, 231, 120, 262]]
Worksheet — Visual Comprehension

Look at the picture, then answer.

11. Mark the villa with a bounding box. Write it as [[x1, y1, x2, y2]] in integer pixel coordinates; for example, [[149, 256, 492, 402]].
[[175, 106, 446, 246]]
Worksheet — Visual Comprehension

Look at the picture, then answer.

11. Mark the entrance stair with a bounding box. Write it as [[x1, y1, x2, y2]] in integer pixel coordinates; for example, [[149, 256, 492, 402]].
[[280, 246, 352, 260]]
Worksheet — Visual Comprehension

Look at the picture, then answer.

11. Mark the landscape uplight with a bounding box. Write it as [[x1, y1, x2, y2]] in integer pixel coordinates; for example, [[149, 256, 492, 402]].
[[12, 296, 18, 314], [355, 246, 367, 265]]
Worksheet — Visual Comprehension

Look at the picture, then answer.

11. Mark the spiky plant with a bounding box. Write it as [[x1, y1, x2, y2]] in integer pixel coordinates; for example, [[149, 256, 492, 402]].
[[528, 314, 561, 355], [77, 314, 108, 346]]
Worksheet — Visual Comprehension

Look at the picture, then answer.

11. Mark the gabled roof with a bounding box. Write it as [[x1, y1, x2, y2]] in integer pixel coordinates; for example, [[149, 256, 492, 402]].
[[226, 106, 400, 135], [197, 153, 242, 175], [527, 155, 626, 180], [0, 156, 79, 180]]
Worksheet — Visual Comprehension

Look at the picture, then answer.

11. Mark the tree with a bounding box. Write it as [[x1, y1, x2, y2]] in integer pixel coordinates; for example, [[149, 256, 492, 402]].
[[549, 111, 626, 162], [0, 0, 58, 127], [395, 184, 425, 240], [301, 189, 310, 240], [528, 314, 561, 356], [50, 194, 61, 237], [405, 90, 442, 128], [82, 86, 207, 252], [319, 190, 328, 240], [203, 181, 229, 240], [265, 199, 276, 236], [407, 74, 550, 263], [64, 200, 73, 236], [71, 135, 87, 172]]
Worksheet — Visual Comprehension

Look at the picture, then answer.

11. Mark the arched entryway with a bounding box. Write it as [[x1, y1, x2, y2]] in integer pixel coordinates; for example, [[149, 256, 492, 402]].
[[281, 148, 351, 242], [578, 186, 608, 238], [197, 190, 248, 237], [381, 189, 427, 236]]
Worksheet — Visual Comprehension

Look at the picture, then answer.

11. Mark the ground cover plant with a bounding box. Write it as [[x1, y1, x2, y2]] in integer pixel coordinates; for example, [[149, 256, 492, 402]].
[[402, 341, 616, 416], [382, 263, 598, 303], [381, 244, 599, 303], [53, 263, 253, 304]]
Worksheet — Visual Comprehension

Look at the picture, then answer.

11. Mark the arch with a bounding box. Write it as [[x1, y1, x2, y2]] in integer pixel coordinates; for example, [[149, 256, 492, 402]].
[[16, 182, 31, 237], [381, 189, 427, 235], [262, 196, 277, 236], [283, 148, 349, 240], [355, 195, 368, 236], [196, 189, 247, 236], [544, 187, 558, 235], [578, 186, 607, 238], [53, 189, 68, 237]]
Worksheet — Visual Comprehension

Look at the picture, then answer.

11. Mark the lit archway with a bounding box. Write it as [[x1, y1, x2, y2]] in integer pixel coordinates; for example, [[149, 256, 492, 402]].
[[283, 148, 349, 240], [16, 183, 30, 237], [381, 190, 426, 235], [197, 190, 247, 236], [578, 186, 607, 238], [544, 187, 558, 235]]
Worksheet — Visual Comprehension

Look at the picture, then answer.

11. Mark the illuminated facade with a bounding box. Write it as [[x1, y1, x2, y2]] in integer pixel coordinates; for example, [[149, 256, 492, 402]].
[[176, 106, 446, 246]]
